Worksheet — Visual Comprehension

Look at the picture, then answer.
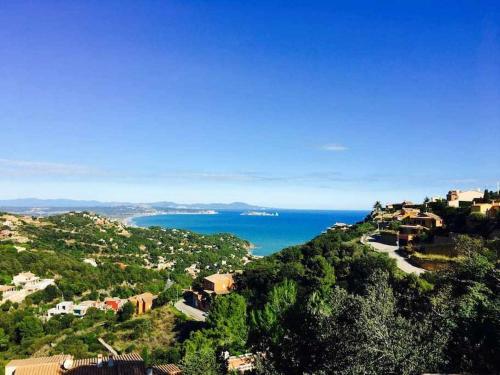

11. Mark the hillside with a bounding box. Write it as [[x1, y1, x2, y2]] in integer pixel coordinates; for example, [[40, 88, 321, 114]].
[[1, 211, 498, 374]]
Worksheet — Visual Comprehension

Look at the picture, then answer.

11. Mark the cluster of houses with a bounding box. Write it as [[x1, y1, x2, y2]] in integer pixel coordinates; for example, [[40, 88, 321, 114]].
[[47, 292, 155, 319], [447, 189, 500, 216], [0, 272, 55, 304], [375, 189, 500, 246]]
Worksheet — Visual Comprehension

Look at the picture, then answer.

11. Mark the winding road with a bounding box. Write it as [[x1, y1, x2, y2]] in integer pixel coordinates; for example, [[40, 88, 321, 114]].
[[361, 234, 425, 275]]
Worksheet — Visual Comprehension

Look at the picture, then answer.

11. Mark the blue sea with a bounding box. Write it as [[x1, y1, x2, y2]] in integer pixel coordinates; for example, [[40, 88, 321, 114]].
[[133, 210, 369, 256]]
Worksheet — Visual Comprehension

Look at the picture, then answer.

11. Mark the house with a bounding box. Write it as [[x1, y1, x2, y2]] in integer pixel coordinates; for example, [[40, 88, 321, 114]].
[[2, 274, 55, 304], [128, 292, 154, 315], [398, 225, 425, 245], [72, 301, 99, 317], [184, 264, 199, 278], [5, 353, 182, 375], [404, 212, 443, 229], [0, 285, 16, 293], [203, 273, 234, 294], [471, 201, 500, 217], [47, 301, 74, 318], [186, 273, 235, 311], [5, 354, 73, 375], [471, 202, 493, 214], [226, 353, 256, 373], [24, 278, 55, 293], [385, 201, 416, 211], [447, 189, 483, 207], [13, 272, 40, 287], [104, 297, 125, 312]]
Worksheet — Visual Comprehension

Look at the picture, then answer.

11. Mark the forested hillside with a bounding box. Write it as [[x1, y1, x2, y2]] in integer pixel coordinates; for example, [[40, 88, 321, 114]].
[[179, 222, 499, 374], [0, 212, 251, 370], [1, 212, 498, 374]]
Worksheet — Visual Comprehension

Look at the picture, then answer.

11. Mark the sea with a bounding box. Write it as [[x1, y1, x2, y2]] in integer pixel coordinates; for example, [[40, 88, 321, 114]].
[[133, 210, 369, 256]]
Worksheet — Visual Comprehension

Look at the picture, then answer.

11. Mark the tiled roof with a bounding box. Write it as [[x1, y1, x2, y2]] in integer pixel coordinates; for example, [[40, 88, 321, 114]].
[[204, 273, 233, 283], [69, 353, 144, 375], [6, 355, 71, 375], [6, 354, 182, 375], [7, 355, 70, 367], [152, 364, 182, 375]]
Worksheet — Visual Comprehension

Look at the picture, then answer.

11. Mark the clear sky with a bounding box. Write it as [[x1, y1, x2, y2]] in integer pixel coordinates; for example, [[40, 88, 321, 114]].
[[0, 1, 499, 209]]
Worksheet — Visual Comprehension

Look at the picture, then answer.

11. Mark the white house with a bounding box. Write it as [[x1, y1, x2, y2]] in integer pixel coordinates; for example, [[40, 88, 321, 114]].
[[24, 278, 55, 292], [447, 189, 484, 207], [13, 272, 39, 287], [47, 301, 74, 318], [72, 301, 99, 317]]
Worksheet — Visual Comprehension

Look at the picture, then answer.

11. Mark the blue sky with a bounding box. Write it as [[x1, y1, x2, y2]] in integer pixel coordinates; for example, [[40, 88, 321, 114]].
[[0, 1, 499, 209]]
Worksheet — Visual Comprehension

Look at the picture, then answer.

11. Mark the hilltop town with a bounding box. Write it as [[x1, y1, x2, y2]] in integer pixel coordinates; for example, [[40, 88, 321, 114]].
[[366, 188, 500, 272]]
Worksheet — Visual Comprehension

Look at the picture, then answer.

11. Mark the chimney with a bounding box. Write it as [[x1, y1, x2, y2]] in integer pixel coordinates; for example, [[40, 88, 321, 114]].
[[97, 354, 103, 367]]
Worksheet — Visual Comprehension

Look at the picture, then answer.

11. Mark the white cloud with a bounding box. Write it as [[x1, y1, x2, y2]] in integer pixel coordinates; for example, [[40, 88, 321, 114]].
[[320, 144, 348, 152], [0, 158, 102, 177]]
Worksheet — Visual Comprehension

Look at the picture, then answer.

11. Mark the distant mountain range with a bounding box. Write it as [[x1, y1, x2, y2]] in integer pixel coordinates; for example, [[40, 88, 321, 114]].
[[0, 198, 269, 211]]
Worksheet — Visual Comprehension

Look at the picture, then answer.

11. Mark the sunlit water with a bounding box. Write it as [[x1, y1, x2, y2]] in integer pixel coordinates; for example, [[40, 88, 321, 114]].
[[133, 210, 369, 256]]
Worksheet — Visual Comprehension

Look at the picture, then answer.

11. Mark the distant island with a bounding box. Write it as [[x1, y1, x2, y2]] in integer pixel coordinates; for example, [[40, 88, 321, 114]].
[[241, 211, 279, 217]]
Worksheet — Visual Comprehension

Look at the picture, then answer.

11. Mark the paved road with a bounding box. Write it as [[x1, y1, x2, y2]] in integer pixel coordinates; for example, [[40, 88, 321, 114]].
[[174, 298, 206, 321], [361, 234, 425, 275]]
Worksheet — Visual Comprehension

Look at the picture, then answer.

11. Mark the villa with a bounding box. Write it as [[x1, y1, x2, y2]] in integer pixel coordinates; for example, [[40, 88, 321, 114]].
[[447, 189, 484, 207], [398, 225, 425, 245], [2, 272, 55, 304], [13, 272, 40, 287], [128, 292, 154, 315], [186, 273, 235, 311], [403, 212, 443, 229], [47, 301, 75, 318]]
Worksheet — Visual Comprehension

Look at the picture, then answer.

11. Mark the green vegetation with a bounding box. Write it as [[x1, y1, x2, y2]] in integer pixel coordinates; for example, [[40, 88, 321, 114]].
[[0, 212, 252, 371], [171, 221, 498, 374], [1, 210, 498, 374]]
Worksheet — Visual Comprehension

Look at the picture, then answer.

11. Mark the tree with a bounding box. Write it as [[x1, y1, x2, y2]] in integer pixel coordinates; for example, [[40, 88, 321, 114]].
[[483, 189, 490, 202], [118, 301, 135, 322], [251, 279, 297, 348], [373, 201, 383, 212], [156, 284, 183, 306], [206, 293, 248, 353], [15, 316, 44, 343], [181, 331, 220, 375], [0, 328, 9, 351], [303, 255, 335, 292], [422, 197, 430, 212]]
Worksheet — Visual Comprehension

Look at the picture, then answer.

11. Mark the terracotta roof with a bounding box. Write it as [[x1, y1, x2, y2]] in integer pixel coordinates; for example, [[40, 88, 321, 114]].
[[152, 364, 182, 375], [204, 273, 233, 283], [6, 355, 71, 375], [6, 354, 182, 375], [69, 353, 144, 375], [420, 212, 442, 220]]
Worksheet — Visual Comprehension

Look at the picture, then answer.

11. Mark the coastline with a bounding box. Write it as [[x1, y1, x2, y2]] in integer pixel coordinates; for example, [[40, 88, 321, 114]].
[[122, 209, 369, 256], [121, 210, 219, 228]]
